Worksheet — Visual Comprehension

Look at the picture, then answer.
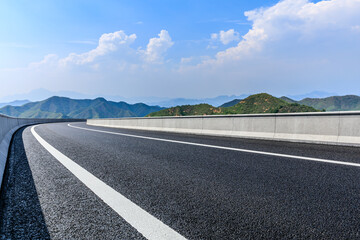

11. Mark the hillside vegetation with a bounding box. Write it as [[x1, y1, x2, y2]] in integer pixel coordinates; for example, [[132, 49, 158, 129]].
[[278, 95, 360, 111], [298, 95, 360, 111], [147, 93, 319, 117], [221, 94, 360, 112], [147, 104, 222, 117], [0, 96, 164, 119]]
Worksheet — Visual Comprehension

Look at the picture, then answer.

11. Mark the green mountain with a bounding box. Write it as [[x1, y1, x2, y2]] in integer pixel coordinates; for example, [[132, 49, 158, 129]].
[[222, 96, 298, 107], [298, 95, 360, 111], [221, 93, 319, 114], [148, 93, 319, 117], [223, 95, 360, 112], [280, 96, 297, 104], [0, 96, 164, 119], [219, 99, 242, 107]]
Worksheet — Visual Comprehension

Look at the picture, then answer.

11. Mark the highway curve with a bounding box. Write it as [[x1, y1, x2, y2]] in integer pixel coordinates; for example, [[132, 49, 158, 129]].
[[1, 122, 360, 239]]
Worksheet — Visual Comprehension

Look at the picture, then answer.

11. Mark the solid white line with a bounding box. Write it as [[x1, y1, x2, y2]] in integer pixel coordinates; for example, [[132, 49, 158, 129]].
[[31, 126, 186, 240], [68, 123, 360, 168]]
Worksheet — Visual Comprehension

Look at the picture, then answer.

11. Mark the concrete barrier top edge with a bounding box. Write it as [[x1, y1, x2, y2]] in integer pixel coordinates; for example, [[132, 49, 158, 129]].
[[0, 113, 85, 121], [0, 113, 18, 119], [87, 110, 360, 121]]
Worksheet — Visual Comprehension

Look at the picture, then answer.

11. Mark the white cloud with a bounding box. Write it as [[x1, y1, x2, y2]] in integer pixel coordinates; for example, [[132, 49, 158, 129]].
[[178, 0, 360, 96], [30, 30, 174, 69], [211, 29, 240, 45], [143, 30, 174, 63], [211, 33, 218, 40], [59, 31, 136, 66], [202, 0, 360, 64], [29, 54, 59, 69]]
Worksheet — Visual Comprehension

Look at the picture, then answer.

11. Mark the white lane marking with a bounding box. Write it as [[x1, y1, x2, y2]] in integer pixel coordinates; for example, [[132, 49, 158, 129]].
[[31, 126, 186, 240], [68, 123, 360, 168]]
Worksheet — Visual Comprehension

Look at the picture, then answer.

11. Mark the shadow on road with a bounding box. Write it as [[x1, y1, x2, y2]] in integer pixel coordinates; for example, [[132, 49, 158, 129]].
[[0, 127, 50, 239]]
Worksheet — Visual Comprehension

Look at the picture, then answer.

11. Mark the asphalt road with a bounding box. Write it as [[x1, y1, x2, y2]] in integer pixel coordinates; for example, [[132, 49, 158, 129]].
[[1, 122, 360, 239]]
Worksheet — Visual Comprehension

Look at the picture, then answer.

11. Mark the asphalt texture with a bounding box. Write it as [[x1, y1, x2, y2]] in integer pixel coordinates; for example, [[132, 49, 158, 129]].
[[1, 122, 360, 239]]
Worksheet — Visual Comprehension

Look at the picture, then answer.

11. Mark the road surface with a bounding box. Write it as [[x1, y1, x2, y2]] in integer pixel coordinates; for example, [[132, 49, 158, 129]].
[[1, 122, 360, 239]]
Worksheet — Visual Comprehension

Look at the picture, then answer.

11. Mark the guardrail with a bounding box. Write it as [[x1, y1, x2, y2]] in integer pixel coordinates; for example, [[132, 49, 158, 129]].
[[0, 114, 84, 190], [87, 111, 360, 147]]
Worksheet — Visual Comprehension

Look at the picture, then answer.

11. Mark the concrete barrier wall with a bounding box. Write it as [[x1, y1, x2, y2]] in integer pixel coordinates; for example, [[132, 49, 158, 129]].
[[0, 115, 83, 190], [87, 111, 360, 146]]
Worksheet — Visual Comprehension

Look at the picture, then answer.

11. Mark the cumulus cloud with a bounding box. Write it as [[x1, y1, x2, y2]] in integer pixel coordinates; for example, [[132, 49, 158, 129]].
[[30, 30, 174, 70], [211, 29, 240, 45], [178, 0, 360, 96], [143, 30, 174, 63], [203, 0, 360, 64], [60, 31, 136, 66]]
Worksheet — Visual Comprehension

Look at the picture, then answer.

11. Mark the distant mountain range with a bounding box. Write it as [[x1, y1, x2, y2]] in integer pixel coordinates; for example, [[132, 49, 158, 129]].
[[0, 96, 164, 119], [285, 91, 338, 101], [1, 93, 359, 119], [147, 93, 319, 117], [0, 88, 249, 107], [147, 95, 250, 108], [221, 95, 360, 112], [282, 95, 360, 111], [0, 100, 31, 108], [0, 88, 345, 108]]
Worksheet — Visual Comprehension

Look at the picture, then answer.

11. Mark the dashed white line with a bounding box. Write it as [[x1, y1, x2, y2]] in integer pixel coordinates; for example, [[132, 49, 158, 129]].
[[31, 125, 187, 240], [68, 123, 360, 168]]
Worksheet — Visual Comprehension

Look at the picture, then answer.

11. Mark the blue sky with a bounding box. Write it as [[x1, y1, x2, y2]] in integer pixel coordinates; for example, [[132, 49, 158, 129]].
[[0, 0, 276, 67], [1, 0, 360, 101]]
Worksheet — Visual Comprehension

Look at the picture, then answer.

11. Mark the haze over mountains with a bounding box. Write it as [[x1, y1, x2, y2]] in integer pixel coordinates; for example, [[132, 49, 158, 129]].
[[0, 88, 340, 107], [285, 91, 338, 101], [0, 100, 31, 108], [0, 88, 249, 107], [147, 95, 250, 108]]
